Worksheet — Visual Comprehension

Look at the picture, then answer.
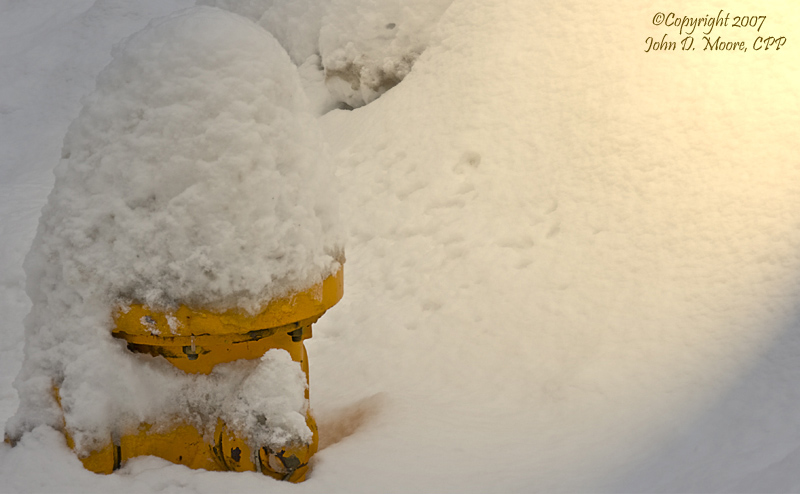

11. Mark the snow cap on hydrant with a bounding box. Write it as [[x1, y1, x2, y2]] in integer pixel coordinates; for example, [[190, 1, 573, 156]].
[[5, 7, 343, 482]]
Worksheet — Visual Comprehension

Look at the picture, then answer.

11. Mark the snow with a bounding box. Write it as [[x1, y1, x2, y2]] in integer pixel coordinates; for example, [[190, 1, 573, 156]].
[[222, 350, 312, 449], [199, 0, 453, 108], [317, 0, 453, 107], [2, 0, 800, 493], [50, 6, 340, 312]]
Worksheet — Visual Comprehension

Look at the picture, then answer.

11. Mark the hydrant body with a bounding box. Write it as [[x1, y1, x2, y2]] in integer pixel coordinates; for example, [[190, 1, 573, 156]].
[[58, 268, 343, 482]]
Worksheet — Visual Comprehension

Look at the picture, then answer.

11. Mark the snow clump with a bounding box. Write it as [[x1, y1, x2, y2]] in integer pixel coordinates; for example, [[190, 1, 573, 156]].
[[221, 349, 313, 448], [5, 7, 336, 453]]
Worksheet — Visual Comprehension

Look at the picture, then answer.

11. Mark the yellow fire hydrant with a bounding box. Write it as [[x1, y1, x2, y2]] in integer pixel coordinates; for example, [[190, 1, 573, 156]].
[[57, 268, 342, 482]]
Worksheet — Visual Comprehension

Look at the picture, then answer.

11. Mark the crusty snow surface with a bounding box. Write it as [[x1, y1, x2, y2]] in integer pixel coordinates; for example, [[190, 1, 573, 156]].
[[2, 1, 800, 493]]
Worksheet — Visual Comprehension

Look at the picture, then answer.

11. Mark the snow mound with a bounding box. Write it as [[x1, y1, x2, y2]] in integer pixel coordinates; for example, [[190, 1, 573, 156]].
[[319, 0, 454, 107], [198, 0, 454, 108], [5, 6, 335, 453], [46, 6, 341, 312]]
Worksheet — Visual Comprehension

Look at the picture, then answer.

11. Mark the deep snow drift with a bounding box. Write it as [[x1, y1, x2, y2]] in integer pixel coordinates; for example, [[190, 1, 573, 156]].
[[2, 0, 800, 493]]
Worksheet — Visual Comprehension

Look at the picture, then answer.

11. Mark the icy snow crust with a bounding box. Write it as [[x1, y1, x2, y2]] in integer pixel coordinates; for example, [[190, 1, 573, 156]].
[[5, 7, 337, 454], [3, 0, 800, 493]]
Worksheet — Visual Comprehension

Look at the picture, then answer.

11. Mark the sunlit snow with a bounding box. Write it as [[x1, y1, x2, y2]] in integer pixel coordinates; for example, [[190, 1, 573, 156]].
[[1, 1, 800, 492]]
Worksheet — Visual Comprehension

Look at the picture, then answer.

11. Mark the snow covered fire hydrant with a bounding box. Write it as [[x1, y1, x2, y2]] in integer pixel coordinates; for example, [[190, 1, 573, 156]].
[[5, 8, 343, 484]]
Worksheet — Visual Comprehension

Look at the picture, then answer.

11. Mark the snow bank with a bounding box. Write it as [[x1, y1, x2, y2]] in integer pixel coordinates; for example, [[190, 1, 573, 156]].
[[5, 6, 338, 454], [198, 0, 453, 108]]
